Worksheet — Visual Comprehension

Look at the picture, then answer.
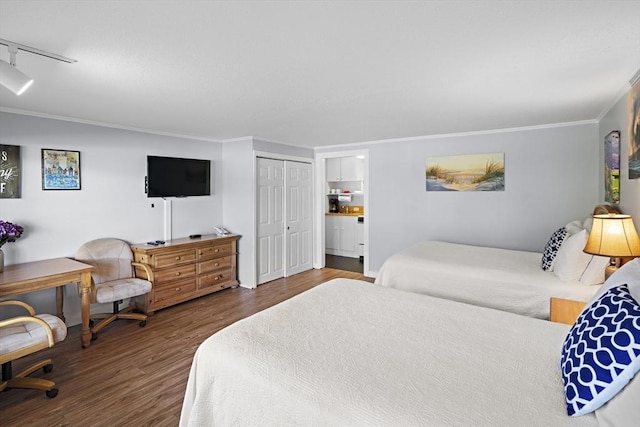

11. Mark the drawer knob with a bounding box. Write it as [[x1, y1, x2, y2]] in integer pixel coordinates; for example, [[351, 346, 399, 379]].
[[214, 249, 219, 253], [175, 256, 181, 260], [214, 262, 219, 267], [214, 276, 219, 281], [175, 287, 181, 292], [175, 272, 181, 276]]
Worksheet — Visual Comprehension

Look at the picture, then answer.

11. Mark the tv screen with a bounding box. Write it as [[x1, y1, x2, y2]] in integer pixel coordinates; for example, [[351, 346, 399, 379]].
[[146, 155, 211, 197]]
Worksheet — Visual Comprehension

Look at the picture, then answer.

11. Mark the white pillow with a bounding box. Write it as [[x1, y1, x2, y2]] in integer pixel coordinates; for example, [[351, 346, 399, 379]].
[[564, 220, 584, 236], [580, 255, 611, 285], [582, 217, 593, 232], [583, 258, 640, 308], [595, 372, 640, 427], [553, 229, 592, 281]]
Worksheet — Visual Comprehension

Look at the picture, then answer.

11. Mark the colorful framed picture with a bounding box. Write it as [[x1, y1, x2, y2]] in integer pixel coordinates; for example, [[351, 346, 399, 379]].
[[41, 149, 81, 190], [0, 144, 21, 198], [426, 152, 505, 191], [629, 81, 640, 179], [604, 131, 620, 204]]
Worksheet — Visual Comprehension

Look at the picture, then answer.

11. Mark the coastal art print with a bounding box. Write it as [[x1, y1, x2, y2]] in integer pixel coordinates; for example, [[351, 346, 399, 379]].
[[629, 80, 640, 179], [426, 152, 505, 192], [41, 149, 81, 190], [0, 144, 21, 199], [604, 131, 620, 204]]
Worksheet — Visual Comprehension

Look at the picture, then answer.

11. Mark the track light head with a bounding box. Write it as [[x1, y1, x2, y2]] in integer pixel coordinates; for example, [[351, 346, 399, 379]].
[[0, 59, 33, 95], [0, 38, 76, 96]]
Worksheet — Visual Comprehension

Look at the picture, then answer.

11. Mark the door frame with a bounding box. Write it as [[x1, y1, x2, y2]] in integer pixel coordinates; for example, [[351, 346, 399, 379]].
[[254, 150, 314, 285], [314, 149, 371, 277]]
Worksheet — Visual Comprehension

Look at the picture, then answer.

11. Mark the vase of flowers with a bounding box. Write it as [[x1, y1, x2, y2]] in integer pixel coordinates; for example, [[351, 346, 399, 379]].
[[0, 220, 24, 272]]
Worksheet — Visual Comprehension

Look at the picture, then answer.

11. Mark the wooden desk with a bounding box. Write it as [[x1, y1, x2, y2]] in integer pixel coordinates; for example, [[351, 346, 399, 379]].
[[0, 258, 95, 348]]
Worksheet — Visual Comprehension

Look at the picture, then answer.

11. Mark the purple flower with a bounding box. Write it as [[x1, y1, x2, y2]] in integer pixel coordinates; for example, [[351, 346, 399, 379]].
[[0, 220, 24, 248]]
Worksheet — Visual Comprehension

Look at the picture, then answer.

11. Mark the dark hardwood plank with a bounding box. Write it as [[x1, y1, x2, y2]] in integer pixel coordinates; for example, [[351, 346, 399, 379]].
[[0, 268, 372, 426]]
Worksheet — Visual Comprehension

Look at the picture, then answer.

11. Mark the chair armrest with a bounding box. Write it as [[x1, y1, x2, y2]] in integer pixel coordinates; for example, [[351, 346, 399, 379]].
[[132, 262, 154, 283], [0, 316, 55, 347], [0, 300, 36, 316]]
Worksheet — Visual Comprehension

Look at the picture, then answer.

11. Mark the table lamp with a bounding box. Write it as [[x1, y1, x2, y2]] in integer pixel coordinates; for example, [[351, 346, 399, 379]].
[[583, 214, 640, 278]]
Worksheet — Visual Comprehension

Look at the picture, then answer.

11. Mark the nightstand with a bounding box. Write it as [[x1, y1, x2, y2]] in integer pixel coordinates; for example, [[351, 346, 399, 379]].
[[549, 297, 587, 325]]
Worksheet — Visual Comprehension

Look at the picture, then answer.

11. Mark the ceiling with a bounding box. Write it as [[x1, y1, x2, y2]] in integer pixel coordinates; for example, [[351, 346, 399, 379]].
[[0, 1, 639, 148]]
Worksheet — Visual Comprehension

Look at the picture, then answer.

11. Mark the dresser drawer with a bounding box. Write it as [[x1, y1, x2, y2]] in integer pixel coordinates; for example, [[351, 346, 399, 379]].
[[153, 249, 196, 268], [198, 256, 232, 275], [154, 280, 196, 303], [198, 271, 233, 290], [154, 264, 196, 286], [197, 243, 232, 261]]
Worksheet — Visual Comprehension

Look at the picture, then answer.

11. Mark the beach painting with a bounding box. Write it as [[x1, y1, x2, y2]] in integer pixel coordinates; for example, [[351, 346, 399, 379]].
[[426, 152, 505, 191], [629, 81, 640, 179], [604, 130, 620, 204]]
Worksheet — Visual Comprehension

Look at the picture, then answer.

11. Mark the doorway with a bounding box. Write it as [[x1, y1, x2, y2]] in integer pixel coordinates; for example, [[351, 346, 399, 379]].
[[314, 150, 370, 277]]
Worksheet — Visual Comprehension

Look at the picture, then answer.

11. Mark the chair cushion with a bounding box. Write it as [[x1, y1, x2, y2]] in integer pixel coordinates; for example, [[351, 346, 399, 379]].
[[76, 238, 135, 284], [95, 277, 152, 303], [0, 314, 67, 355]]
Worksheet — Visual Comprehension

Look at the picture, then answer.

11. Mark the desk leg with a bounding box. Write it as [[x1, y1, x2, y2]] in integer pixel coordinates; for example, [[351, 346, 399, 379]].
[[79, 271, 93, 348], [55, 286, 66, 322]]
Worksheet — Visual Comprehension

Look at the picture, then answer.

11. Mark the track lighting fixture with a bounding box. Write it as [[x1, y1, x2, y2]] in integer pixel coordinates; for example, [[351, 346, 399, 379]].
[[0, 38, 76, 96]]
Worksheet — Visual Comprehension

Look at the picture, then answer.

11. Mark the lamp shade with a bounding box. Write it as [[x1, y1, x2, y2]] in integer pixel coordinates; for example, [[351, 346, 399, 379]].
[[584, 214, 640, 257], [0, 59, 33, 95]]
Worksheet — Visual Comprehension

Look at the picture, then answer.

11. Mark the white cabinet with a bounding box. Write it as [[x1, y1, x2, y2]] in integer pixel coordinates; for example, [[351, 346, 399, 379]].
[[326, 158, 342, 182], [325, 215, 357, 258], [325, 215, 340, 251], [326, 157, 364, 182], [340, 156, 363, 181]]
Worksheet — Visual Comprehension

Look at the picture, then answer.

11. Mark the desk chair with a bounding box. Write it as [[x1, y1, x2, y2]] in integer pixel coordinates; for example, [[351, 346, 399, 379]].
[[0, 300, 67, 398], [75, 238, 153, 341]]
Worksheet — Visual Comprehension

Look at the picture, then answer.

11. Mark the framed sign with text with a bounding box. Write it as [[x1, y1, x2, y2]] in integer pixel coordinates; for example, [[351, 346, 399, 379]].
[[0, 144, 21, 199]]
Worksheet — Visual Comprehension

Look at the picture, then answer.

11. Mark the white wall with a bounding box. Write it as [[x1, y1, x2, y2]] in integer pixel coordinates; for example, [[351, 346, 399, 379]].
[[221, 138, 255, 288], [317, 123, 600, 273], [0, 112, 223, 325], [598, 85, 640, 225]]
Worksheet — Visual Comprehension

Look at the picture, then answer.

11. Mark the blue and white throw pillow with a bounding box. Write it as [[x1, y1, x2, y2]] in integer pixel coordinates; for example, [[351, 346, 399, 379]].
[[541, 227, 568, 271], [560, 284, 640, 416]]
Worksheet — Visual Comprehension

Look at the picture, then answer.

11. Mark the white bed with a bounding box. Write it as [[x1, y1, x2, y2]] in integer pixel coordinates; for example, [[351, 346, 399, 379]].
[[181, 278, 617, 427], [374, 240, 601, 319]]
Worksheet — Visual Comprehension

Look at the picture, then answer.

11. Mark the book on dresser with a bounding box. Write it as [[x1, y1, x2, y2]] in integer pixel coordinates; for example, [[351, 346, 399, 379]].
[[130, 234, 240, 314]]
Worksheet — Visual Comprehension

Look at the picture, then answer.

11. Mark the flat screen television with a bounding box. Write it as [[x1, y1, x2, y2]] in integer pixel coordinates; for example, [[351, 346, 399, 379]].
[[146, 155, 211, 197]]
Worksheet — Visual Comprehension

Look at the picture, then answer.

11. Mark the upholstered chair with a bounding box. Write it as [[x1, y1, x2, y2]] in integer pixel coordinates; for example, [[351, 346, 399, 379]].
[[0, 300, 67, 398], [75, 238, 153, 341]]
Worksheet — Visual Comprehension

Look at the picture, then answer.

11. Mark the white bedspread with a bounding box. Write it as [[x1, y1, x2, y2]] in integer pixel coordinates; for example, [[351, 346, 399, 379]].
[[375, 241, 600, 319], [180, 278, 597, 427]]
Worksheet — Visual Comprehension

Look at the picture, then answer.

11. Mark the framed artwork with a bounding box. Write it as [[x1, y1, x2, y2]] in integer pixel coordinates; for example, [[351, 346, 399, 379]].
[[426, 152, 505, 191], [604, 131, 620, 204], [41, 149, 81, 190], [629, 80, 640, 179], [0, 144, 21, 198]]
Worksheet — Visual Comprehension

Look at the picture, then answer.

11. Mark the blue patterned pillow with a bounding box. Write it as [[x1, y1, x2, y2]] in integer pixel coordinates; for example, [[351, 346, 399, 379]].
[[560, 284, 640, 416], [541, 227, 568, 271]]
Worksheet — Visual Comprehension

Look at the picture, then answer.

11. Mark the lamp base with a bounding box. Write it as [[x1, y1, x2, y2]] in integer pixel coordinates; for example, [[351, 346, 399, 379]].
[[604, 265, 617, 280]]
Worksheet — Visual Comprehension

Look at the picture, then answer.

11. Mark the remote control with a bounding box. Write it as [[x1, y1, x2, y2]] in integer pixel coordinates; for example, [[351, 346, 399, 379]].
[[189, 234, 201, 239], [155, 240, 165, 244], [146, 241, 159, 246]]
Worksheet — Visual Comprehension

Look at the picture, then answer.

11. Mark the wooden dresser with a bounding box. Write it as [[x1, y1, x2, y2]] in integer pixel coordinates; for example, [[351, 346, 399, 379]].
[[130, 234, 240, 314]]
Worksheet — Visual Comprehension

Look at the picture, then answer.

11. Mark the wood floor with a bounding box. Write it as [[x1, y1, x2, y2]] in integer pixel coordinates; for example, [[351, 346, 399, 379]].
[[1, 268, 371, 427]]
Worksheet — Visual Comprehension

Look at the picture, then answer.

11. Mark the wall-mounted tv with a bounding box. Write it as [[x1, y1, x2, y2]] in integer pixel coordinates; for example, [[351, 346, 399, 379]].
[[146, 155, 211, 197]]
